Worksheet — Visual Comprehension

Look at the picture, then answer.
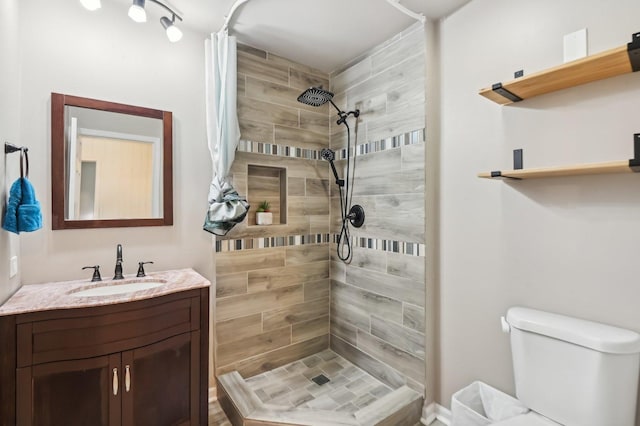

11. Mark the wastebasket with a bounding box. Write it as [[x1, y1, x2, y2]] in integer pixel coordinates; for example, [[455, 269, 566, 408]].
[[451, 381, 529, 426]]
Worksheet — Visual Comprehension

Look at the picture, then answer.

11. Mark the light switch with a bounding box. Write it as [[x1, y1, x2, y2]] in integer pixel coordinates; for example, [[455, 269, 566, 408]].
[[10, 256, 18, 278], [564, 28, 588, 63]]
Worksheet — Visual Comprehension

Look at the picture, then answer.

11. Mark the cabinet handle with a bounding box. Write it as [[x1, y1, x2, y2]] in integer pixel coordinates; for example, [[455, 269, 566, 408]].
[[112, 368, 118, 396], [125, 365, 131, 392]]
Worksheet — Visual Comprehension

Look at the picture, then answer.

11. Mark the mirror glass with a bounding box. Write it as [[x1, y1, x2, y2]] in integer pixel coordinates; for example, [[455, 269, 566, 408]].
[[51, 93, 173, 229]]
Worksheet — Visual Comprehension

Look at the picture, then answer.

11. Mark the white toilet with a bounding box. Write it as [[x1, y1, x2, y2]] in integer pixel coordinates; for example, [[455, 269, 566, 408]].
[[493, 307, 640, 426]]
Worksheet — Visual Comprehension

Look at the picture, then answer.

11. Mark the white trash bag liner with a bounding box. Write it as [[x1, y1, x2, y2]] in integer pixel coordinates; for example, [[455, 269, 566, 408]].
[[451, 381, 529, 426]]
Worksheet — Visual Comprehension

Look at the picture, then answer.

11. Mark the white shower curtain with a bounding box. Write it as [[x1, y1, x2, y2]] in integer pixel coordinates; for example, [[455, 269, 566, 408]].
[[203, 30, 249, 236]]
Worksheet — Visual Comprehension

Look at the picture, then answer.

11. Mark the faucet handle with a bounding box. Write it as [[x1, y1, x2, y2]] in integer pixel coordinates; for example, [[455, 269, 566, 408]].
[[136, 261, 154, 277], [82, 265, 102, 282]]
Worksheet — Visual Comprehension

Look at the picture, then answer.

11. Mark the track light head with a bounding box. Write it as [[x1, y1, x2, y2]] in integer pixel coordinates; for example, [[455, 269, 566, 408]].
[[160, 15, 183, 42], [128, 0, 147, 23], [80, 0, 101, 11], [81, 0, 183, 41]]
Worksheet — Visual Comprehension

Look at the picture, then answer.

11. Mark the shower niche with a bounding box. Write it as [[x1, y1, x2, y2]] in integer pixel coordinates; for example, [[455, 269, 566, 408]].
[[247, 164, 287, 226]]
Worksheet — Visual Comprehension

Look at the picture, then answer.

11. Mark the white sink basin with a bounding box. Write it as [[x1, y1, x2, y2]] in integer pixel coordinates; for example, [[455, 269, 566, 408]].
[[71, 281, 166, 297]]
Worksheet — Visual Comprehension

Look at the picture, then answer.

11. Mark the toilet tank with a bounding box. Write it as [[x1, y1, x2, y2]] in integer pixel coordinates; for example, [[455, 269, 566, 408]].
[[506, 307, 640, 426]]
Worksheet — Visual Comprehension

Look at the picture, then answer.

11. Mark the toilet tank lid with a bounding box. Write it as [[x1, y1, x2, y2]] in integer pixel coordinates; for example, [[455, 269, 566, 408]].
[[506, 307, 640, 354]]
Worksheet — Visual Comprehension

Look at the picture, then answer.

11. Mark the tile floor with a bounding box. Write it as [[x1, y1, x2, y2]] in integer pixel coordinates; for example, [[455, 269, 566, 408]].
[[244, 349, 393, 414], [208, 400, 232, 425]]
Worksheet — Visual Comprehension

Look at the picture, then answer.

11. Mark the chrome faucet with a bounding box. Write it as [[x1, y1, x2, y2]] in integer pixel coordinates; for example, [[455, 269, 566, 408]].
[[114, 244, 124, 280]]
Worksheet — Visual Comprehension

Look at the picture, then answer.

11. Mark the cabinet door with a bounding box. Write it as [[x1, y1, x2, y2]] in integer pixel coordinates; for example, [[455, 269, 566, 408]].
[[121, 331, 200, 426], [17, 353, 121, 426]]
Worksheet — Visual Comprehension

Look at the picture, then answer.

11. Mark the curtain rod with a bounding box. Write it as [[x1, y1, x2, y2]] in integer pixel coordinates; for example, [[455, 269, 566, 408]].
[[385, 0, 426, 23], [220, 0, 250, 33], [219, 0, 425, 34]]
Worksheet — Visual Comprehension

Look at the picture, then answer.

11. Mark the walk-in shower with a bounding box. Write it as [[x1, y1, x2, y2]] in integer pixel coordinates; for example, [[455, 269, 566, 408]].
[[297, 87, 365, 262]]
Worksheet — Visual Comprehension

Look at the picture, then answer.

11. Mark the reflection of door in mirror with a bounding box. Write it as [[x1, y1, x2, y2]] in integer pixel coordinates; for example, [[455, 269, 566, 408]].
[[75, 136, 156, 220], [64, 106, 163, 221], [78, 161, 96, 219]]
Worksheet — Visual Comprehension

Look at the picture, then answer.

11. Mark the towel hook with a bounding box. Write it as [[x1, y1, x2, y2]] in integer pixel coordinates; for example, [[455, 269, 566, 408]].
[[4, 142, 29, 178]]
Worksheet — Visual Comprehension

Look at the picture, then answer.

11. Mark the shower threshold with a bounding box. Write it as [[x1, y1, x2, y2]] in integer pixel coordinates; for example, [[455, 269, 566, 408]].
[[217, 349, 423, 426]]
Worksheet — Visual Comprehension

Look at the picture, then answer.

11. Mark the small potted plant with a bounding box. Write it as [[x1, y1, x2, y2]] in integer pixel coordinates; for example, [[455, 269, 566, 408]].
[[255, 200, 273, 225]]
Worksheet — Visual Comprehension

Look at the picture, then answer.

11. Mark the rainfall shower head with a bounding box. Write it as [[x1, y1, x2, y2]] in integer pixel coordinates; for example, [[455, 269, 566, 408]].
[[320, 148, 335, 162], [297, 87, 335, 107], [298, 87, 360, 127]]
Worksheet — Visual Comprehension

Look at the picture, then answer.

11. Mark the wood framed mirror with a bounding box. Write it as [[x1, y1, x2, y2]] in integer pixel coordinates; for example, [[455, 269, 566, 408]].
[[51, 93, 173, 229]]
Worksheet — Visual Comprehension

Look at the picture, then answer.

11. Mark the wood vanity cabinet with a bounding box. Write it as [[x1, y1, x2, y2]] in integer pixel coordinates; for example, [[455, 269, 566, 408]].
[[0, 288, 209, 426]]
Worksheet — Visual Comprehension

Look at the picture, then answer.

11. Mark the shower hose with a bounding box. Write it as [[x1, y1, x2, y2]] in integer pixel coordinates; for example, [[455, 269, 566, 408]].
[[336, 116, 358, 262]]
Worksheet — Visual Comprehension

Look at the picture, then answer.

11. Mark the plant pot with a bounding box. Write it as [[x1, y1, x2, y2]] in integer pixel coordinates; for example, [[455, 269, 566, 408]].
[[256, 212, 273, 225]]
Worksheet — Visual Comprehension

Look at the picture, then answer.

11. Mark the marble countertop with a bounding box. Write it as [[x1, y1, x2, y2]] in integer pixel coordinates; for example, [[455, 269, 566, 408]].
[[0, 268, 210, 317]]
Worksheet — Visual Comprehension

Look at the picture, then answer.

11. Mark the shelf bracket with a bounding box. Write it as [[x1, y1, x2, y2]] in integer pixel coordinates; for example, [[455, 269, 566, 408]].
[[491, 83, 523, 103], [489, 171, 521, 180], [629, 133, 640, 172], [627, 32, 640, 72], [489, 150, 524, 180], [513, 149, 523, 170]]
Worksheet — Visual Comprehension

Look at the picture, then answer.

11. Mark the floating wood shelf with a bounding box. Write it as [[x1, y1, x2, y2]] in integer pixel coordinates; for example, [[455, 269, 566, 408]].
[[480, 135, 640, 180], [479, 32, 640, 105], [478, 160, 640, 180]]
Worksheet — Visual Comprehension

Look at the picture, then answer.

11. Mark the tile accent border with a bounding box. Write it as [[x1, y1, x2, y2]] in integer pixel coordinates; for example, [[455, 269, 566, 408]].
[[335, 235, 425, 257], [215, 233, 330, 252], [216, 232, 424, 257], [238, 140, 320, 160], [237, 128, 425, 161], [336, 129, 425, 161]]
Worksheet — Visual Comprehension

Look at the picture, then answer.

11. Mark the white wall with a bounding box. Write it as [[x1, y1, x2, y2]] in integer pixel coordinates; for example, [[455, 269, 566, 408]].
[[17, 0, 213, 285], [0, 0, 22, 303], [440, 0, 640, 413], [424, 17, 440, 410]]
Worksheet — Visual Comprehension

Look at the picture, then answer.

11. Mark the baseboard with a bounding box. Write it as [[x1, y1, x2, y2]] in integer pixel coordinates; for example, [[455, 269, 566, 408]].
[[420, 402, 451, 425], [436, 404, 452, 425], [209, 386, 217, 403], [421, 402, 436, 425]]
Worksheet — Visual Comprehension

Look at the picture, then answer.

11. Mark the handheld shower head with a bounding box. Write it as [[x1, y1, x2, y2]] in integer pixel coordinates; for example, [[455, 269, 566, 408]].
[[320, 148, 343, 187], [320, 148, 335, 161], [297, 87, 334, 107]]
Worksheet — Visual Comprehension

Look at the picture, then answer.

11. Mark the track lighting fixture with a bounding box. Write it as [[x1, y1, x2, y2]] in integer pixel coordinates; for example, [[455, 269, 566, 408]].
[[81, 0, 184, 42], [160, 15, 183, 42], [80, 0, 102, 11], [128, 0, 147, 23]]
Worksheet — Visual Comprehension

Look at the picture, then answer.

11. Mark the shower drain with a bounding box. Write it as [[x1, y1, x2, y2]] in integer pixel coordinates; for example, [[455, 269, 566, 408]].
[[311, 374, 330, 386]]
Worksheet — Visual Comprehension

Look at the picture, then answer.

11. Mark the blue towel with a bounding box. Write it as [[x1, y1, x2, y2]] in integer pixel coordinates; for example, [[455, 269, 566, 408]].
[[3, 177, 42, 234]]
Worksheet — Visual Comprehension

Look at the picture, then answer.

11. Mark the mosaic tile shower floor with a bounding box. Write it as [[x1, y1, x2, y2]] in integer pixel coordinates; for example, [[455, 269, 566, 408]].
[[243, 349, 394, 414]]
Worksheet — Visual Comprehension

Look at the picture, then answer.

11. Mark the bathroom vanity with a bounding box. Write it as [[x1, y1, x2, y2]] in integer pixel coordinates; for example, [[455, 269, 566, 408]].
[[0, 269, 209, 426]]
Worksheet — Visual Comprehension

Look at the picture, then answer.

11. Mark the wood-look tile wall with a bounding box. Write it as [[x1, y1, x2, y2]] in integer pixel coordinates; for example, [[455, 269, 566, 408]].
[[328, 23, 428, 393], [214, 45, 332, 378]]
